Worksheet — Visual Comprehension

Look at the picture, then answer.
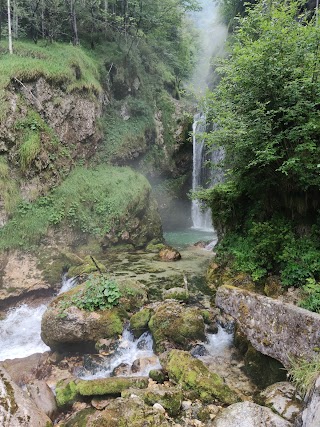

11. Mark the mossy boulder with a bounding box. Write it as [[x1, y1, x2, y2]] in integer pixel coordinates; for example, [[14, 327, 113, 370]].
[[149, 369, 167, 384], [165, 350, 239, 404], [41, 288, 124, 351], [77, 377, 148, 396], [122, 386, 183, 416], [116, 278, 148, 312], [148, 301, 205, 352], [130, 308, 152, 338]]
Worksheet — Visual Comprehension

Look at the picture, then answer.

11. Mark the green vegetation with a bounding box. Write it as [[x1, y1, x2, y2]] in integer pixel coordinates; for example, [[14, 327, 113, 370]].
[[289, 356, 320, 396], [0, 157, 20, 214], [0, 166, 150, 250], [299, 278, 320, 314], [59, 275, 121, 315], [200, 1, 320, 296]]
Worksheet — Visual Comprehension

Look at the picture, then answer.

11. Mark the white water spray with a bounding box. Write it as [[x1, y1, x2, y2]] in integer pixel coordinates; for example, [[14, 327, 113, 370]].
[[0, 276, 77, 361], [78, 327, 161, 380]]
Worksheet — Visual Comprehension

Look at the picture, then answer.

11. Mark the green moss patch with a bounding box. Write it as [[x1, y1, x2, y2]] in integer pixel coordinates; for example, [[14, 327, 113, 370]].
[[77, 376, 148, 396], [165, 350, 239, 405]]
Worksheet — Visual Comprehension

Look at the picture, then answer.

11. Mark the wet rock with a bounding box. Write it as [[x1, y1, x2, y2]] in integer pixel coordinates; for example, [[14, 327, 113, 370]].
[[112, 363, 131, 376], [216, 286, 320, 368], [159, 246, 181, 262], [212, 402, 292, 427], [26, 380, 58, 420], [259, 382, 302, 422], [95, 337, 118, 354], [165, 350, 239, 405], [130, 308, 152, 338], [149, 369, 167, 383], [0, 366, 53, 426], [148, 300, 206, 352], [91, 397, 111, 410], [163, 287, 189, 302], [83, 354, 107, 373], [190, 344, 209, 357], [131, 356, 159, 374]]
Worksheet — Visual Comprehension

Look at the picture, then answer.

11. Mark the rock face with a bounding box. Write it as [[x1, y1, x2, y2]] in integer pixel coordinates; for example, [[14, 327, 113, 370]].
[[26, 380, 58, 420], [297, 375, 320, 427], [0, 366, 52, 426], [0, 251, 50, 306], [212, 401, 292, 427], [215, 286, 320, 368]]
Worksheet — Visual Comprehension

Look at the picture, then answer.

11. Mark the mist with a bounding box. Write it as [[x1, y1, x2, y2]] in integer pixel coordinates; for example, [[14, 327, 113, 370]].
[[189, 0, 228, 96]]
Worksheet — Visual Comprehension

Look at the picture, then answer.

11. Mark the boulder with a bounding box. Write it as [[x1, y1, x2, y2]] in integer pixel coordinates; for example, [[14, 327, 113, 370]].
[[0, 366, 52, 426], [165, 350, 239, 405], [159, 247, 181, 262], [259, 382, 302, 422], [215, 286, 320, 368], [26, 380, 58, 420], [41, 278, 147, 350], [41, 302, 123, 351], [148, 301, 206, 352], [212, 401, 292, 427]]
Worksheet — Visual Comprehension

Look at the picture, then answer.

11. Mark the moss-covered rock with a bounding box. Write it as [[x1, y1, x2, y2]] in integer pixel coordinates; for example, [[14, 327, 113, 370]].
[[163, 287, 188, 302], [68, 256, 107, 277], [159, 246, 181, 262], [76, 377, 148, 396], [148, 301, 205, 352], [117, 278, 148, 312], [55, 379, 79, 408], [149, 369, 167, 384], [165, 350, 239, 404], [121, 386, 182, 416], [130, 308, 152, 338], [41, 290, 124, 351]]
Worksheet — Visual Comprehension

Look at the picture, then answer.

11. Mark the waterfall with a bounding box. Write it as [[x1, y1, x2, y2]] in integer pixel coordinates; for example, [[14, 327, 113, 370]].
[[191, 113, 224, 231]]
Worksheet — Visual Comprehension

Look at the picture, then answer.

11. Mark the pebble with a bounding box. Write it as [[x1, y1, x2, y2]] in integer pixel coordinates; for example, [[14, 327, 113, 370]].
[[153, 403, 166, 413]]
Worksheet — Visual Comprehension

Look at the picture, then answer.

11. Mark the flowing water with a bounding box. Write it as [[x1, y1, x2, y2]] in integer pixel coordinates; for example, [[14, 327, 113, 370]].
[[78, 326, 161, 380], [0, 276, 77, 361]]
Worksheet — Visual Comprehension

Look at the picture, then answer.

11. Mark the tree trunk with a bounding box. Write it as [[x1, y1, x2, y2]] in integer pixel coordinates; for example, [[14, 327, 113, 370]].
[[69, 0, 79, 45], [7, 0, 12, 54]]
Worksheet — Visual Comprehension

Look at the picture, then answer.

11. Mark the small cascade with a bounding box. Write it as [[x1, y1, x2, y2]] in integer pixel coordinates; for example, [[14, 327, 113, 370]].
[[0, 304, 50, 361], [78, 326, 161, 380], [58, 275, 78, 295], [191, 113, 224, 232], [0, 276, 77, 361]]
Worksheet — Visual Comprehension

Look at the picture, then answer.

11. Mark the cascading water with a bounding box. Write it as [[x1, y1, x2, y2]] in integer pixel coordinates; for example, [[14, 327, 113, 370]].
[[0, 276, 77, 361], [77, 326, 161, 380], [191, 113, 224, 232]]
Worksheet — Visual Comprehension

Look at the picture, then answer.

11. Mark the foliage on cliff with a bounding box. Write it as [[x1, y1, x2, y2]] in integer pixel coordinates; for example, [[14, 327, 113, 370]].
[[201, 1, 320, 290]]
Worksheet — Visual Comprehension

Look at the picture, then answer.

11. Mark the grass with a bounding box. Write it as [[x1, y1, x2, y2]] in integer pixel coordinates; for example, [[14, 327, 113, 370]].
[[0, 165, 150, 251], [0, 157, 21, 214], [288, 356, 320, 396], [0, 40, 102, 121]]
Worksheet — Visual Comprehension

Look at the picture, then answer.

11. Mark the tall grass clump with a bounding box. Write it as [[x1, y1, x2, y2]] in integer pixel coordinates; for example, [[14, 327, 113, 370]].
[[288, 356, 320, 396]]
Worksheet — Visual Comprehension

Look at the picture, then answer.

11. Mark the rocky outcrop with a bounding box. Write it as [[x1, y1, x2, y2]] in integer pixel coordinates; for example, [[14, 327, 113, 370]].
[[212, 401, 292, 427], [215, 286, 320, 368], [0, 366, 52, 426], [296, 375, 320, 427], [0, 251, 50, 306]]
